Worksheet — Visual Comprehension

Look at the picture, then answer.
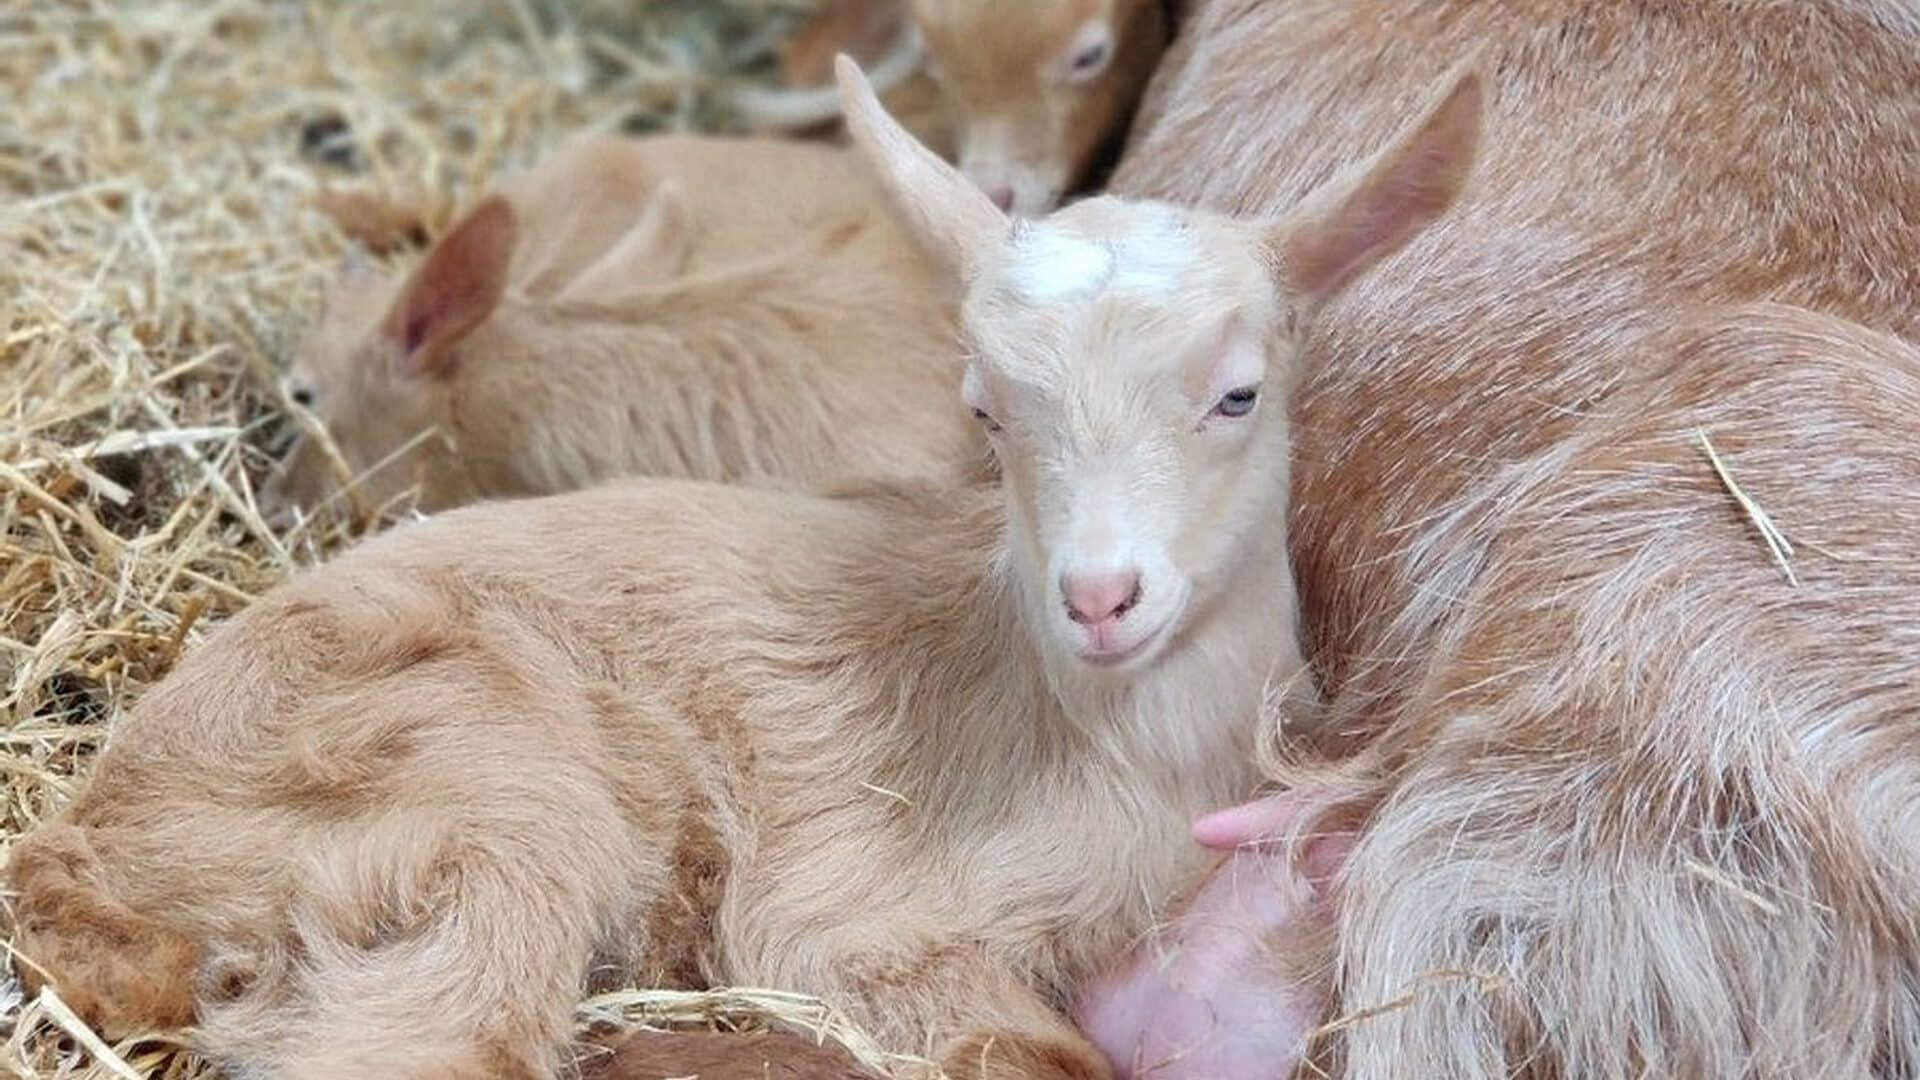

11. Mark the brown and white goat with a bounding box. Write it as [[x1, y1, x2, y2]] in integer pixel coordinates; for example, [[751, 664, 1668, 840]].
[[6, 58, 1481, 1080], [1082, 1, 1920, 1075], [741, 0, 1170, 214], [265, 134, 980, 521]]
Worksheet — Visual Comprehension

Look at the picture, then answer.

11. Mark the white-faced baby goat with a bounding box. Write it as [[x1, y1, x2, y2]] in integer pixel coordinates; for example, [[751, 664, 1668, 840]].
[[8, 59, 1480, 1080], [264, 134, 981, 523]]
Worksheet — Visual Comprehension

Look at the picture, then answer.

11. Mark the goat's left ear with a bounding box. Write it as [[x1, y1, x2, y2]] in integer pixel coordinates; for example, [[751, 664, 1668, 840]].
[[381, 195, 518, 379], [836, 54, 1006, 286], [1268, 63, 1484, 310]]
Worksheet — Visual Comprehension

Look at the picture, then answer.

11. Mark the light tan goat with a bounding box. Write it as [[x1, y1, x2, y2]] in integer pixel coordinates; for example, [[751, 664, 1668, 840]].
[[1082, 1, 1920, 1075], [6, 58, 1482, 1080], [738, 0, 1170, 214], [265, 134, 981, 521]]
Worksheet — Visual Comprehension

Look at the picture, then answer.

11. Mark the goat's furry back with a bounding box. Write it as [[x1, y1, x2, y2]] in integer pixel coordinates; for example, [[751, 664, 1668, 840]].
[[1267, 306, 1920, 1077], [1113, 1, 1920, 1075]]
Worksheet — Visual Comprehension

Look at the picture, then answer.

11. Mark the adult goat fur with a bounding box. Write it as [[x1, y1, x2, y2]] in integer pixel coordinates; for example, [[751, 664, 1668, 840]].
[[1089, 1, 1920, 1075]]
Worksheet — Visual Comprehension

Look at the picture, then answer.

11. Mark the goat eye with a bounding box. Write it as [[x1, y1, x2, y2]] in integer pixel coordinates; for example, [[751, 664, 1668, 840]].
[[1068, 41, 1111, 78], [289, 385, 316, 408], [1211, 386, 1259, 419], [972, 407, 1003, 433]]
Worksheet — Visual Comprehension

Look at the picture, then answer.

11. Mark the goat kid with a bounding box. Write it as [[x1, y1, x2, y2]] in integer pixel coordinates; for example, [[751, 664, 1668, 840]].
[[266, 134, 980, 524], [8, 57, 1479, 1080], [911, 0, 1169, 213], [753, 0, 958, 160], [740, 0, 1170, 214]]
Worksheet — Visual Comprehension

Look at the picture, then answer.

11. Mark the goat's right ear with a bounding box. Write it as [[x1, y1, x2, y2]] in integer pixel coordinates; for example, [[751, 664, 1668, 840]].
[[381, 195, 518, 379], [835, 54, 1005, 285]]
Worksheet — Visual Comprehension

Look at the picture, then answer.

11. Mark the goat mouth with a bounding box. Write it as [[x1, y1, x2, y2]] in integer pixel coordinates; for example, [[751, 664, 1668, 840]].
[[1076, 613, 1172, 669]]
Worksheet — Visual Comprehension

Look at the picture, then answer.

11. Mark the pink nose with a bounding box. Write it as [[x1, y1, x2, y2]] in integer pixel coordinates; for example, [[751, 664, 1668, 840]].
[[988, 185, 1016, 211], [1062, 571, 1143, 626]]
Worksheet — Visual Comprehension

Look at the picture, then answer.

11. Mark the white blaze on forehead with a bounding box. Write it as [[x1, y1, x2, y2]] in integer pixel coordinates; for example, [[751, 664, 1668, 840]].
[[1005, 224, 1115, 300], [999, 209, 1201, 303], [1109, 210, 1200, 294]]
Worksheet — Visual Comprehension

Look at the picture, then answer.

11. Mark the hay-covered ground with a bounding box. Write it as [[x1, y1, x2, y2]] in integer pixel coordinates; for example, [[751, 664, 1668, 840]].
[[0, 2, 936, 1076]]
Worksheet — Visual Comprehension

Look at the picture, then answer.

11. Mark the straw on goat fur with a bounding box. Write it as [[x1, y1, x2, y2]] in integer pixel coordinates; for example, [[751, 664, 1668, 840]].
[[1695, 429, 1799, 587], [578, 988, 946, 1079], [0, 2, 954, 1077]]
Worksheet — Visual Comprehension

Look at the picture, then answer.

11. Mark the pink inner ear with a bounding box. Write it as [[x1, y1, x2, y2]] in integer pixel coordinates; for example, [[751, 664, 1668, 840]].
[[1326, 159, 1458, 284], [383, 197, 518, 376], [1280, 69, 1482, 303], [1282, 178, 1424, 302], [400, 313, 431, 357]]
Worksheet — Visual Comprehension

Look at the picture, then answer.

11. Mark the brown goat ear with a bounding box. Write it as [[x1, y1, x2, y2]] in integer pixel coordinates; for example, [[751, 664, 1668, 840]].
[[835, 53, 1005, 285], [382, 196, 518, 378], [1269, 64, 1484, 309]]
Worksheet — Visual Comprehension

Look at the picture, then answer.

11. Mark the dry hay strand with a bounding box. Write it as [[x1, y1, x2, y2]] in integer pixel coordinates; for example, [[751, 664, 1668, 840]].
[[0, 2, 944, 1077], [1694, 429, 1799, 587]]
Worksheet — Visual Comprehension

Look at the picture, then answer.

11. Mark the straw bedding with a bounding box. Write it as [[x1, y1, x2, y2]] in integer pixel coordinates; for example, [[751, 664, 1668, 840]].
[[0, 2, 937, 1076]]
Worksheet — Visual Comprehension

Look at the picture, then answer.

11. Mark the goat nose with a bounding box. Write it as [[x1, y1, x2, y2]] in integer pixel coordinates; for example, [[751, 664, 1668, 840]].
[[988, 186, 1016, 211], [1062, 571, 1143, 625]]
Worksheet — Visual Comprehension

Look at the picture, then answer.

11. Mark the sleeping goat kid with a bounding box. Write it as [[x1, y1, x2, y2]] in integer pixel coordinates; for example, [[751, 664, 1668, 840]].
[[739, 0, 1171, 215], [7, 59, 1479, 1080], [911, 0, 1170, 214], [264, 134, 979, 523]]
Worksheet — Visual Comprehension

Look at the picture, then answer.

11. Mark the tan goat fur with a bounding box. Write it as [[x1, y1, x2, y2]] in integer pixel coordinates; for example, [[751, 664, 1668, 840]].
[[266, 134, 981, 521], [6, 59, 1481, 1080], [1100, 1, 1920, 1075]]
